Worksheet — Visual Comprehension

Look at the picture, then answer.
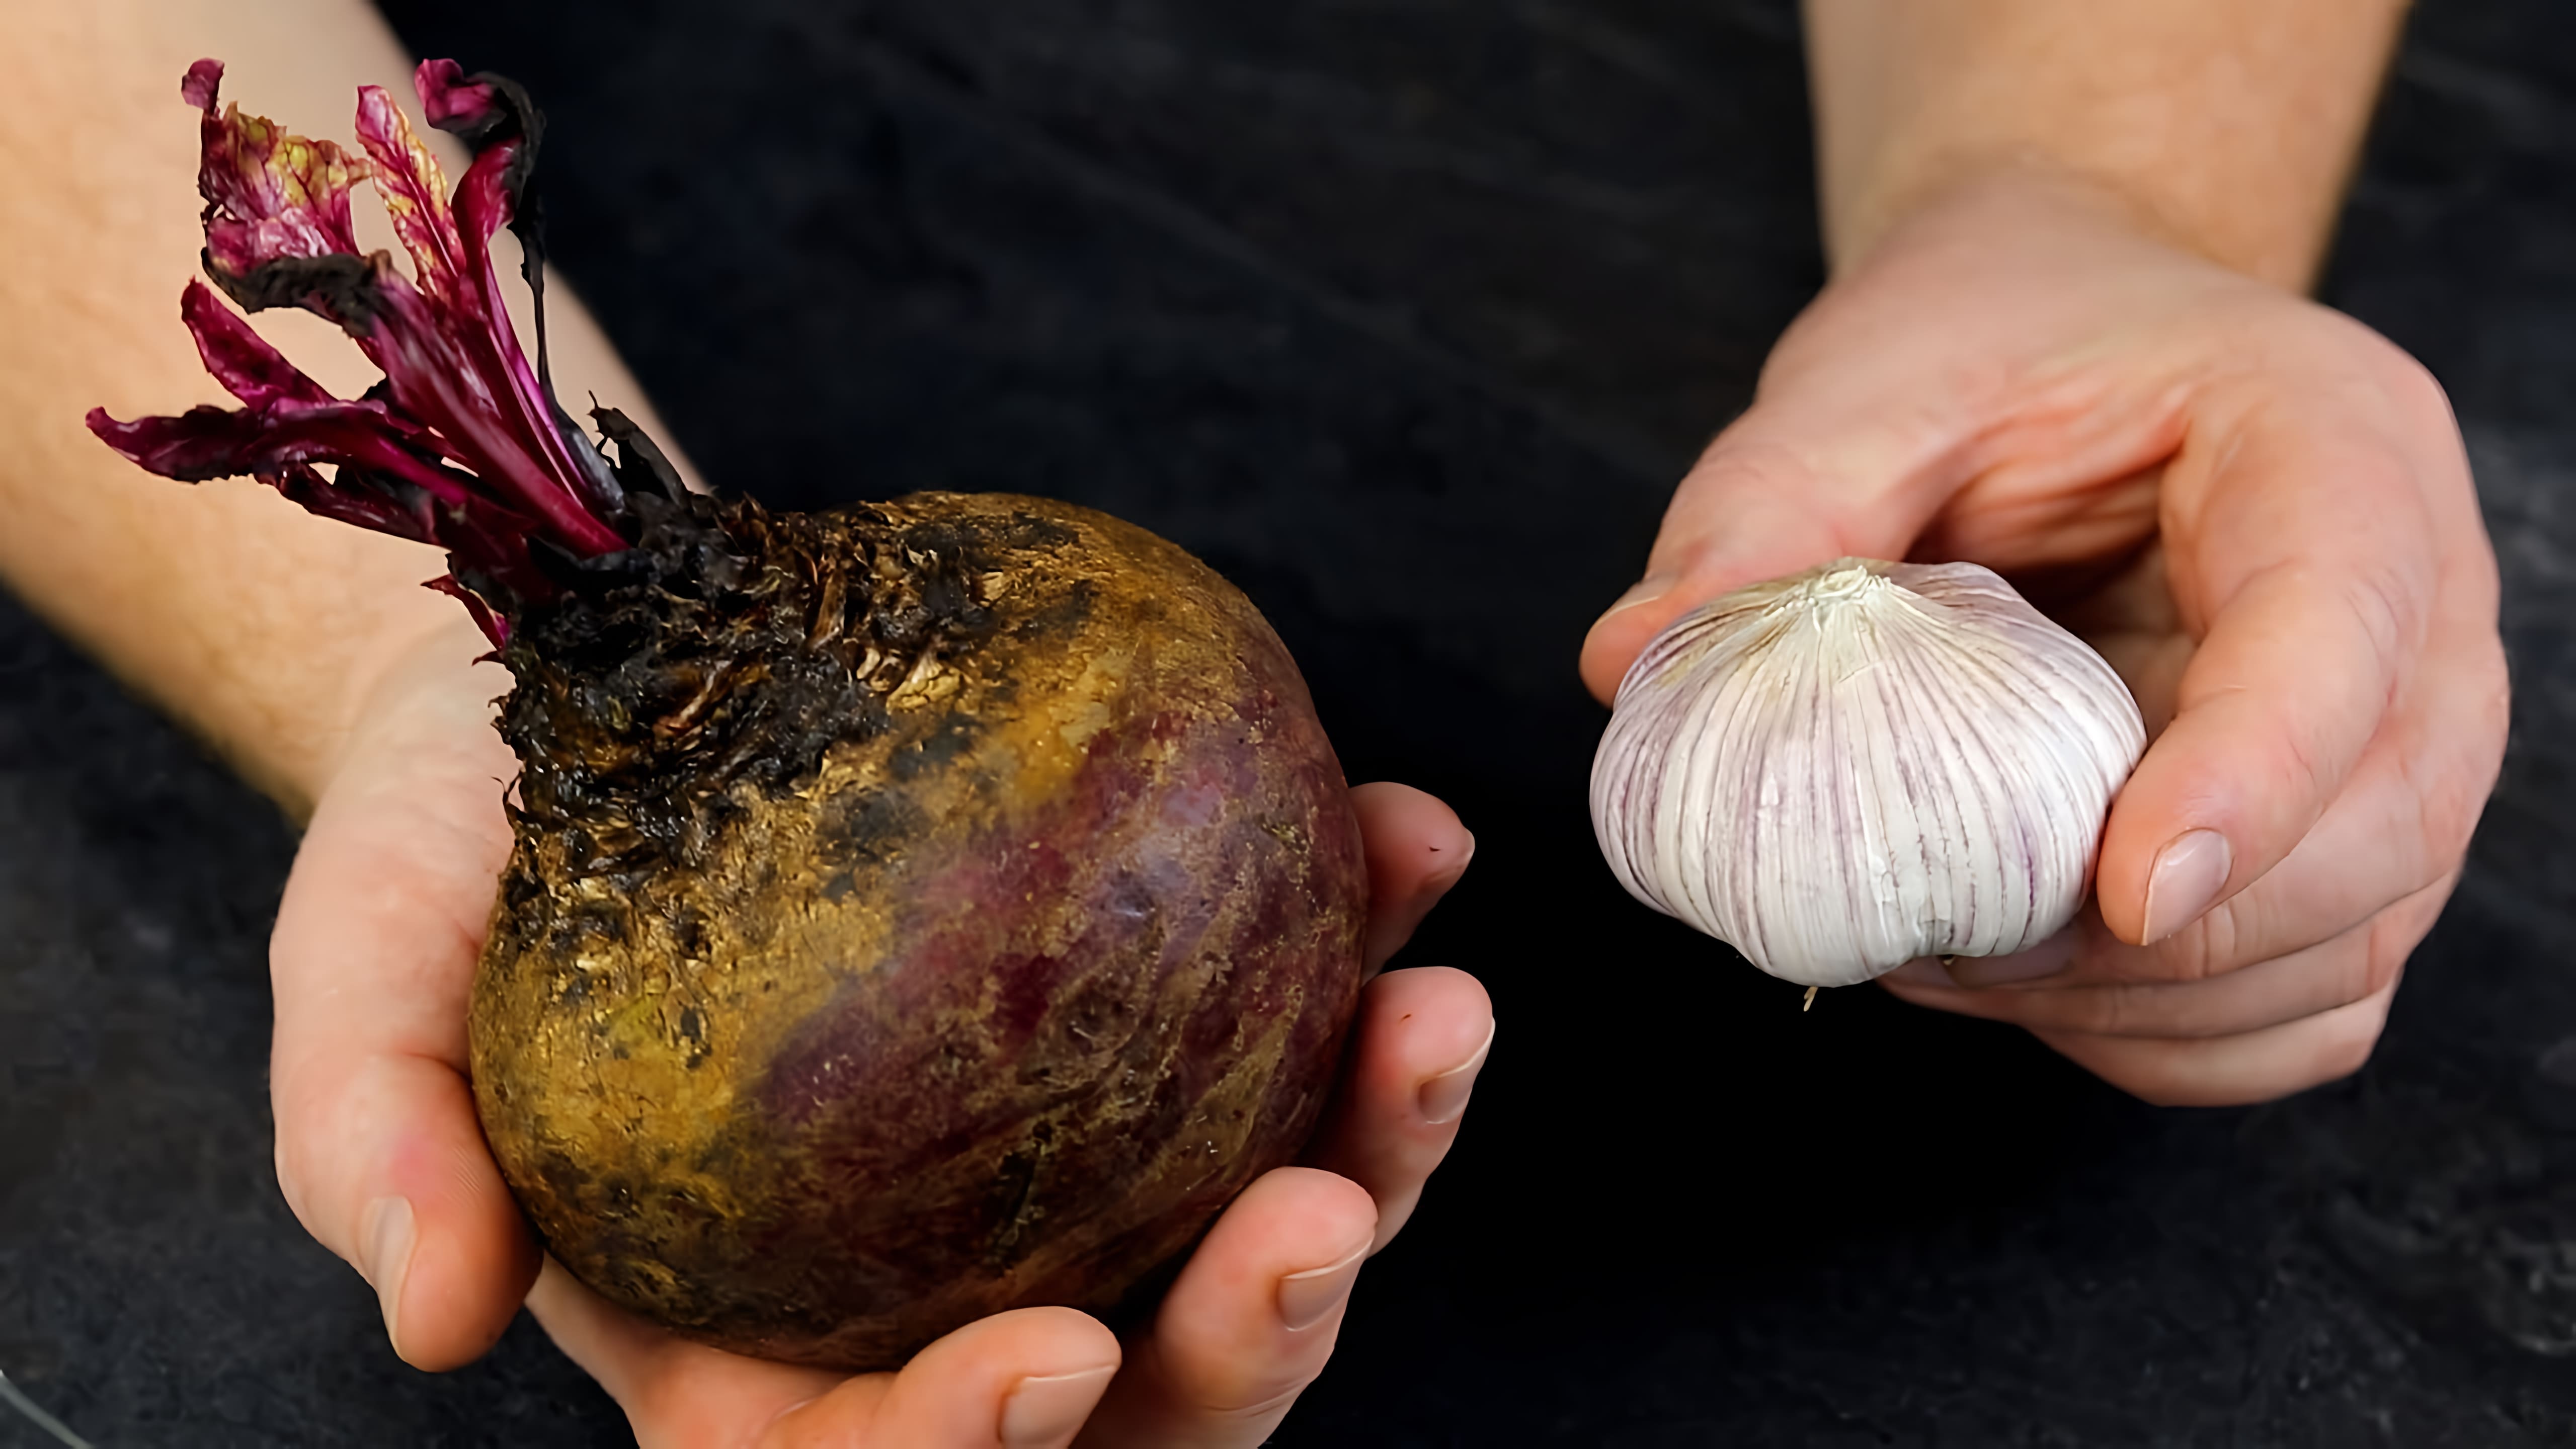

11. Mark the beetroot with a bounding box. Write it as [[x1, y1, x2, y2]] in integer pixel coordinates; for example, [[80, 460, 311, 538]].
[[91, 60, 1367, 1369]]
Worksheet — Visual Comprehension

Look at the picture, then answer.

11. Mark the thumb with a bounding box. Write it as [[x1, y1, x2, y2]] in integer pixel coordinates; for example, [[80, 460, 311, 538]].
[[268, 650, 537, 1371], [1579, 420, 1948, 705]]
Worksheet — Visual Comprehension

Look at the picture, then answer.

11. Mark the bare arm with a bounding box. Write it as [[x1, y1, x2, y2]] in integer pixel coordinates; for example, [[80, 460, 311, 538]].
[[0, 0, 679, 817], [1805, 0, 2410, 288]]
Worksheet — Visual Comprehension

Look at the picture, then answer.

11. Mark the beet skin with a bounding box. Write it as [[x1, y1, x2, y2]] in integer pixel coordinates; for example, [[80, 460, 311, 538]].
[[469, 491, 1369, 1369], [89, 60, 1370, 1372]]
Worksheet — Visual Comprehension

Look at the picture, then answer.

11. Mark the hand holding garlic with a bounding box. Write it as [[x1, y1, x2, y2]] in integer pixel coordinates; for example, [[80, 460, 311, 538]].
[[1583, 172, 2508, 1108], [1592, 559, 2144, 989]]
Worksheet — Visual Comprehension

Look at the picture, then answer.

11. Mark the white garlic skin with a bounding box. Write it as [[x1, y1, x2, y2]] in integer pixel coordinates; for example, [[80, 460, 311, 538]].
[[1590, 558, 2147, 989]]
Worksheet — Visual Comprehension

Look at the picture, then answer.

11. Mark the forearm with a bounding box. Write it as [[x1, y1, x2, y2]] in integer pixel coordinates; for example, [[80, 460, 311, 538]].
[[1802, 0, 2410, 289], [0, 1, 675, 817]]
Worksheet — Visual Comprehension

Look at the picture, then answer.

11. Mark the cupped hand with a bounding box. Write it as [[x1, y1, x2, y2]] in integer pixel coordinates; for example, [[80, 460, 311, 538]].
[[1581, 170, 2508, 1107], [268, 617, 1489, 1445]]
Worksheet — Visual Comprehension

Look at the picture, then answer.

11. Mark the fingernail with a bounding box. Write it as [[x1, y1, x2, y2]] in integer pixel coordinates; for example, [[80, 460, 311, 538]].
[[1417, 1019, 1496, 1125], [1409, 830, 1477, 924], [1599, 572, 1678, 619], [1434, 827, 1477, 884], [1278, 1242, 1369, 1332], [1944, 927, 2081, 988], [360, 1195, 417, 1359], [2142, 829, 2232, 944], [998, 1364, 1116, 1447]]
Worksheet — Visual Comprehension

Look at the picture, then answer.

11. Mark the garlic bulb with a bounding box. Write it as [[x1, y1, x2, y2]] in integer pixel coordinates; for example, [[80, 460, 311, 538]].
[[1590, 558, 2146, 989]]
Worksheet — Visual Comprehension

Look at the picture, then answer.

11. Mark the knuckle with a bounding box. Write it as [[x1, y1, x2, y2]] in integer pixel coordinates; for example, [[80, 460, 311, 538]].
[[268, 1073, 316, 1197], [2420, 778, 2484, 870], [2130, 1080, 2202, 1110], [2064, 986, 2137, 1039], [271, 1133, 336, 1246], [1190, 1380, 1319, 1425], [2481, 657, 2515, 761], [2417, 650, 2513, 866], [2369, 898, 2426, 975], [2341, 565, 2425, 705], [2358, 937, 2405, 1001], [2106, 1056, 2210, 1108], [2314, 1023, 2382, 1087], [1156, 1339, 1324, 1422], [272, 1138, 312, 1227], [2374, 879, 2451, 964], [2258, 696, 2335, 819], [2325, 924, 2407, 1012], [2393, 356, 2461, 439], [1682, 434, 1817, 496], [2311, 989, 2397, 1091], [2460, 650, 2514, 803], [2158, 897, 2242, 983], [2335, 321, 2454, 420], [2382, 346, 2453, 419]]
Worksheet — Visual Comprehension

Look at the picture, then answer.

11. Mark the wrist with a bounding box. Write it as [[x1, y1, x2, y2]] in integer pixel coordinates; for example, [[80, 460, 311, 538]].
[[1803, 1, 2404, 295], [1827, 154, 2301, 292], [1831, 152, 2176, 274]]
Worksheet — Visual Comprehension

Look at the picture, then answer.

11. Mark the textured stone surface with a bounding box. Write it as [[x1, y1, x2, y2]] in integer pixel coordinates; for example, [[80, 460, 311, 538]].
[[5, 0, 2573, 1442]]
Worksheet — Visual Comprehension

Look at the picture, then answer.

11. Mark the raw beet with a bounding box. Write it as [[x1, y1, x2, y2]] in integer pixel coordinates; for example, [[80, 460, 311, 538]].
[[90, 59, 1369, 1369], [476, 489, 1366, 1365]]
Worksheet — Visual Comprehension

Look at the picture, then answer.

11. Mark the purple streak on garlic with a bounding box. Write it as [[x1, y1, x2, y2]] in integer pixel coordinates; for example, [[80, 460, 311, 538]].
[[1590, 558, 2146, 989]]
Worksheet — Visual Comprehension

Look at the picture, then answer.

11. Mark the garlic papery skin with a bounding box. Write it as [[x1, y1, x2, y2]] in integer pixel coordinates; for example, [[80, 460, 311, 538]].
[[1590, 558, 2147, 989]]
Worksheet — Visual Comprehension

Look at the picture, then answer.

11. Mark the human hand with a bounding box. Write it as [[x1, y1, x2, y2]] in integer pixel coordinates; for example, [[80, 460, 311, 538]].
[[268, 617, 1490, 1446], [1581, 171, 2507, 1107]]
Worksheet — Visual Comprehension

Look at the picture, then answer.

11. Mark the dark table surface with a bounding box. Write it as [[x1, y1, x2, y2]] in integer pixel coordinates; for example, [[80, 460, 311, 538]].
[[7, 2, 2576, 1443]]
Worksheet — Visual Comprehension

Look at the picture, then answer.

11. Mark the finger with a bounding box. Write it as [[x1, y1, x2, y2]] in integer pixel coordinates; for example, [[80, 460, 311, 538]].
[[267, 673, 536, 1370], [1577, 245, 2205, 706], [1882, 873, 2450, 1039], [1305, 967, 1494, 1249], [1076, 1168, 1379, 1448], [1911, 623, 2498, 1004], [2047, 681, 2489, 987], [526, 1258, 848, 1445], [1574, 395, 2179, 702], [2031, 972, 2402, 1108], [1350, 782, 1475, 972], [532, 1260, 1122, 1449], [1580, 432, 1923, 703], [2082, 583, 2508, 981], [777, 1310, 1116, 1449], [2098, 372, 2466, 947], [1931, 620, 2491, 992]]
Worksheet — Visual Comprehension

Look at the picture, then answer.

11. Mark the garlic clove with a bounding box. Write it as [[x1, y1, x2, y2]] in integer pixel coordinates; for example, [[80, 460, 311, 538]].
[[1590, 558, 2147, 989]]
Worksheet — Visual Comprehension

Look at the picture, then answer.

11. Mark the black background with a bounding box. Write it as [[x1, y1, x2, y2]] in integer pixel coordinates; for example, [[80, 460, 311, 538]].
[[6, 1, 2576, 1443]]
